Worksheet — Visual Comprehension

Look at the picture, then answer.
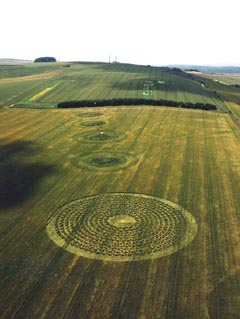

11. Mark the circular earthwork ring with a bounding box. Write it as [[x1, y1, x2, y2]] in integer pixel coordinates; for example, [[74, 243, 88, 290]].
[[47, 193, 198, 262]]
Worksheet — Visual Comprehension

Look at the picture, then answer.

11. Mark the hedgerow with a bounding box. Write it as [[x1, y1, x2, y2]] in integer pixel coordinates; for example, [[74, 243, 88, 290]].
[[57, 98, 217, 110]]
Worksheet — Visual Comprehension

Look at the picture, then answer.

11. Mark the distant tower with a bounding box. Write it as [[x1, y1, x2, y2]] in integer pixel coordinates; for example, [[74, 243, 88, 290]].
[[115, 56, 117, 63], [109, 54, 111, 63]]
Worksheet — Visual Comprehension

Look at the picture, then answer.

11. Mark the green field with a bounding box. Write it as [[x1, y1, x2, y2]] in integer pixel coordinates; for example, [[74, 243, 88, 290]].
[[195, 71, 240, 86], [0, 62, 227, 109], [1, 63, 240, 318]]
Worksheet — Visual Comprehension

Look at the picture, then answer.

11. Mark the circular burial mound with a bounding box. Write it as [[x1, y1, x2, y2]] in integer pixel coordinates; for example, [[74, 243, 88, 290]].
[[79, 112, 103, 118], [71, 152, 136, 170], [47, 193, 197, 261], [81, 120, 106, 127]]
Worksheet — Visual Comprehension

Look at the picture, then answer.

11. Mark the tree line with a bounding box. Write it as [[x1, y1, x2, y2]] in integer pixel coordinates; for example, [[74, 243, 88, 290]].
[[34, 57, 56, 63], [58, 98, 217, 110]]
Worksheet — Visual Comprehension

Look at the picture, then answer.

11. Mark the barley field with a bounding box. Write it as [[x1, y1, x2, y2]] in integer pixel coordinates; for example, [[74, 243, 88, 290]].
[[1, 103, 240, 318]]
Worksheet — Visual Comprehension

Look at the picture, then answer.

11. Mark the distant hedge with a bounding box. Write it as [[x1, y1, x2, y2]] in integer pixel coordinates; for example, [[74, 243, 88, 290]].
[[34, 57, 56, 63], [58, 98, 217, 111]]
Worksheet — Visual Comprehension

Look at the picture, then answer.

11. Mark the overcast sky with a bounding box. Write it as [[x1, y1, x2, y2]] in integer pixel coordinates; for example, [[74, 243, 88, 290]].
[[1, 0, 239, 66]]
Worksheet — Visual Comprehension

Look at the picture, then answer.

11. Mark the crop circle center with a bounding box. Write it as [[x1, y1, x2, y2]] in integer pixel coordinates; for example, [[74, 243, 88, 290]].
[[108, 215, 136, 228]]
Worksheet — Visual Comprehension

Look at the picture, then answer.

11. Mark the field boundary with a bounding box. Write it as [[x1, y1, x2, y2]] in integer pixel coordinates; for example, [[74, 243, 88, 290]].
[[58, 98, 217, 111]]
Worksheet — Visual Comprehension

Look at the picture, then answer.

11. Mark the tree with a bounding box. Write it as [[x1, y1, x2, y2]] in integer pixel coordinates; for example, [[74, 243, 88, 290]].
[[34, 57, 56, 63]]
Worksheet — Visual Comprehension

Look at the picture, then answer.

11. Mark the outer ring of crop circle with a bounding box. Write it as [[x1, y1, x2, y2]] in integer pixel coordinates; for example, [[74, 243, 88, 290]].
[[81, 120, 107, 127], [71, 152, 137, 170], [46, 193, 198, 262], [79, 112, 104, 118], [73, 130, 125, 143]]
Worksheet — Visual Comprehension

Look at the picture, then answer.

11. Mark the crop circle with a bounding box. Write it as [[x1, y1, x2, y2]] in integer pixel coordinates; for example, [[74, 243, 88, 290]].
[[88, 155, 126, 166], [79, 112, 103, 118], [85, 131, 118, 141], [47, 193, 197, 261], [74, 130, 124, 143], [71, 152, 136, 170], [81, 121, 106, 127], [108, 215, 136, 228]]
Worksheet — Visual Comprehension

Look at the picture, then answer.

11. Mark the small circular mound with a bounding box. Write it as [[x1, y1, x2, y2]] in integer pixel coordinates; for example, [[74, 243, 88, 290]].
[[47, 193, 197, 262], [81, 121, 106, 127], [71, 152, 136, 170], [79, 112, 103, 118]]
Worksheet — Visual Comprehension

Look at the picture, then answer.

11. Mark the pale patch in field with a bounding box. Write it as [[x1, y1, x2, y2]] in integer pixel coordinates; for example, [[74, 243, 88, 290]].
[[143, 80, 154, 96], [0, 71, 60, 84], [108, 215, 136, 228], [213, 79, 230, 85], [29, 86, 56, 101]]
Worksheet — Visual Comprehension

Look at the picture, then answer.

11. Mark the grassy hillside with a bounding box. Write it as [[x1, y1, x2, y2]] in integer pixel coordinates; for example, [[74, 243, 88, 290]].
[[0, 62, 226, 109], [178, 65, 240, 74], [198, 72, 240, 85], [189, 72, 240, 103], [0, 58, 33, 64], [1, 106, 240, 318], [187, 71, 240, 122], [0, 63, 61, 79]]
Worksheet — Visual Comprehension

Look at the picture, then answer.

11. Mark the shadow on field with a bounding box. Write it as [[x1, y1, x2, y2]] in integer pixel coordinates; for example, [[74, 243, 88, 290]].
[[91, 63, 172, 74], [88, 63, 150, 73], [0, 140, 55, 209]]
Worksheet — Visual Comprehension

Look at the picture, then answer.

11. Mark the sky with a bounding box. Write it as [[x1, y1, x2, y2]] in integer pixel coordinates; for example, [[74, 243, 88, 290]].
[[1, 0, 239, 66]]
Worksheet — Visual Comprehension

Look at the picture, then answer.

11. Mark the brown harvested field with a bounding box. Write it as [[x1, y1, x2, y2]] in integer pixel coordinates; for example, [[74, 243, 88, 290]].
[[1, 106, 240, 318], [0, 70, 61, 84]]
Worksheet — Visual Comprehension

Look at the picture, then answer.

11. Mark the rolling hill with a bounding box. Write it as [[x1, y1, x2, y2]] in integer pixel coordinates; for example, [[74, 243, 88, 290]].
[[0, 61, 233, 111]]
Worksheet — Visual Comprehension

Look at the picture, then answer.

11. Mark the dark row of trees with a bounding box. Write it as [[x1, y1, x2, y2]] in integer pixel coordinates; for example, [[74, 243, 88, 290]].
[[58, 98, 217, 111], [34, 57, 56, 63]]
